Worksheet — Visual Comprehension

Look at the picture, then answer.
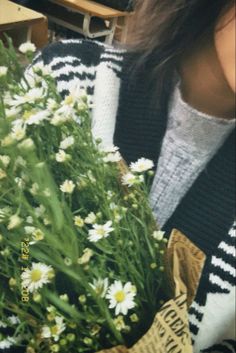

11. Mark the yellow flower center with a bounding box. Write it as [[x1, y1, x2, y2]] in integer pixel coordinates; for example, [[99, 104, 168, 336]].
[[23, 111, 33, 121], [33, 229, 44, 241], [97, 228, 106, 237], [30, 269, 42, 282], [64, 95, 73, 105], [74, 217, 84, 227], [115, 291, 125, 303], [50, 325, 59, 335]]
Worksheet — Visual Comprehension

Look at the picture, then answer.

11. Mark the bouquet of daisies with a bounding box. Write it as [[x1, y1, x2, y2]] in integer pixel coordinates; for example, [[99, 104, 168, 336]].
[[0, 39, 170, 353]]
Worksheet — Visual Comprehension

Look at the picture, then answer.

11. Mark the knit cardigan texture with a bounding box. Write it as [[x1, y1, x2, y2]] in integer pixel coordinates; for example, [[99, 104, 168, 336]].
[[34, 39, 236, 353]]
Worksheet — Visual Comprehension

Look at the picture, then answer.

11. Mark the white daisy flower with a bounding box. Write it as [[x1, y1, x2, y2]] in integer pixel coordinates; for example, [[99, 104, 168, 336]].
[[0, 320, 7, 328], [41, 316, 65, 342], [10, 124, 25, 141], [138, 175, 144, 183], [5, 106, 22, 119], [50, 112, 70, 126], [7, 315, 20, 325], [84, 212, 96, 224], [26, 216, 33, 224], [55, 150, 70, 163], [74, 215, 84, 228], [76, 100, 88, 113], [152, 230, 165, 241], [23, 69, 42, 89], [90, 278, 109, 298], [1, 135, 15, 147], [103, 151, 122, 163], [46, 98, 58, 111], [33, 62, 52, 76], [109, 202, 118, 210], [0, 155, 10, 167], [21, 262, 54, 293], [113, 315, 126, 331], [59, 136, 75, 150], [0, 336, 16, 349], [106, 190, 114, 199], [9, 87, 45, 106], [34, 204, 46, 217], [87, 170, 96, 183], [77, 248, 93, 265], [43, 188, 51, 197], [0, 169, 6, 180], [24, 226, 36, 234], [0, 207, 11, 223], [62, 82, 85, 107], [114, 213, 122, 222], [17, 138, 34, 151], [31, 229, 44, 243], [7, 214, 22, 230], [0, 66, 8, 77], [100, 145, 119, 153], [18, 42, 36, 53], [26, 87, 45, 103], [3, 92, 12, 105], [51, 105, 77, 125], [14, 177, 25, 189], [63, 94, 76, 107], [88, 221, 114, 242], [26, 110, 50, 125], [121, 172, 137, 187], [60, 180, 75, 194], [30, 183, 39, 195], [15, 156, 26, 168], [106, 281, 136, 316], [43, 216, 51, 226], [130, 158, 154, 173]]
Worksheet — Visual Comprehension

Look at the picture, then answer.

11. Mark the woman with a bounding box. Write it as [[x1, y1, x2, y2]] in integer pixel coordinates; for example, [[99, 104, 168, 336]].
[[33, 1, 235, 351]]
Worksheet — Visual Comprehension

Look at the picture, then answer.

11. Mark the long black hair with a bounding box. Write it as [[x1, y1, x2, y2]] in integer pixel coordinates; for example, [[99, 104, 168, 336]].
[[129, 0, 234, 109]]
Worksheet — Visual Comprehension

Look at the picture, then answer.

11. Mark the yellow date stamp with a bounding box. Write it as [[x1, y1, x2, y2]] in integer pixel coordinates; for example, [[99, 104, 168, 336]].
[[21, 237, 30, 303]]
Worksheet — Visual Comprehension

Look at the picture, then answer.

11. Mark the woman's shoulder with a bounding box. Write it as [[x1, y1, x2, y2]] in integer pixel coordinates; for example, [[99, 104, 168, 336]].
[[36, 39, 126, 73]]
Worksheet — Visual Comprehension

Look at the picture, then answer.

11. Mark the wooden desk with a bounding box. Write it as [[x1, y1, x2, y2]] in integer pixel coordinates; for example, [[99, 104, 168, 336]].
[[48, 0, 131, 44], [51, 0, 128, 18], [0, 0, 48, 47]]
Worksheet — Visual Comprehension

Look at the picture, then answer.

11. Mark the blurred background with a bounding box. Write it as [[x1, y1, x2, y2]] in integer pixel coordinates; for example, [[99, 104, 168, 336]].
[[0, 0, 135, 49]]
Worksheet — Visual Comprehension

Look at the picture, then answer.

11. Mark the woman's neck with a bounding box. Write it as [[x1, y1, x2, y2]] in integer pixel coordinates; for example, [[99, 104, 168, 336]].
[[179, 34, 235, 120]]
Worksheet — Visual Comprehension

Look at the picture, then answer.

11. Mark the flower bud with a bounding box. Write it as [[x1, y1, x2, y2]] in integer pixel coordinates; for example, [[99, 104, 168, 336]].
[[26, 347, 36, 353], [18, 138, 35, 151], [67, 333, 76, 342], [0, 66, 8, 77], [51, 344, 60, 352], [9, 277, 17, 287], [59, 339, 67, 346], [130, 313, 139, 323], [59, 294, 69, 302], [150, 263, 157, 269], [78, 295, 86, 304], [18, 42, 36, 54], [83, 337, 92, 346], [33, 293, 42, 303]]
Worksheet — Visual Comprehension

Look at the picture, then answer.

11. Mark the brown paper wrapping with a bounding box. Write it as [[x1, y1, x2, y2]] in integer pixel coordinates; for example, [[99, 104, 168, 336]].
[[97, 230, 206, 353], [166, 229, 206, 307]]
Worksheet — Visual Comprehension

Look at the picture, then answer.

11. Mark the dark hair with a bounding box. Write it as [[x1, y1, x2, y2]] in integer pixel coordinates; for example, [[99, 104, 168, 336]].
[[129, 0, 234, 109]]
